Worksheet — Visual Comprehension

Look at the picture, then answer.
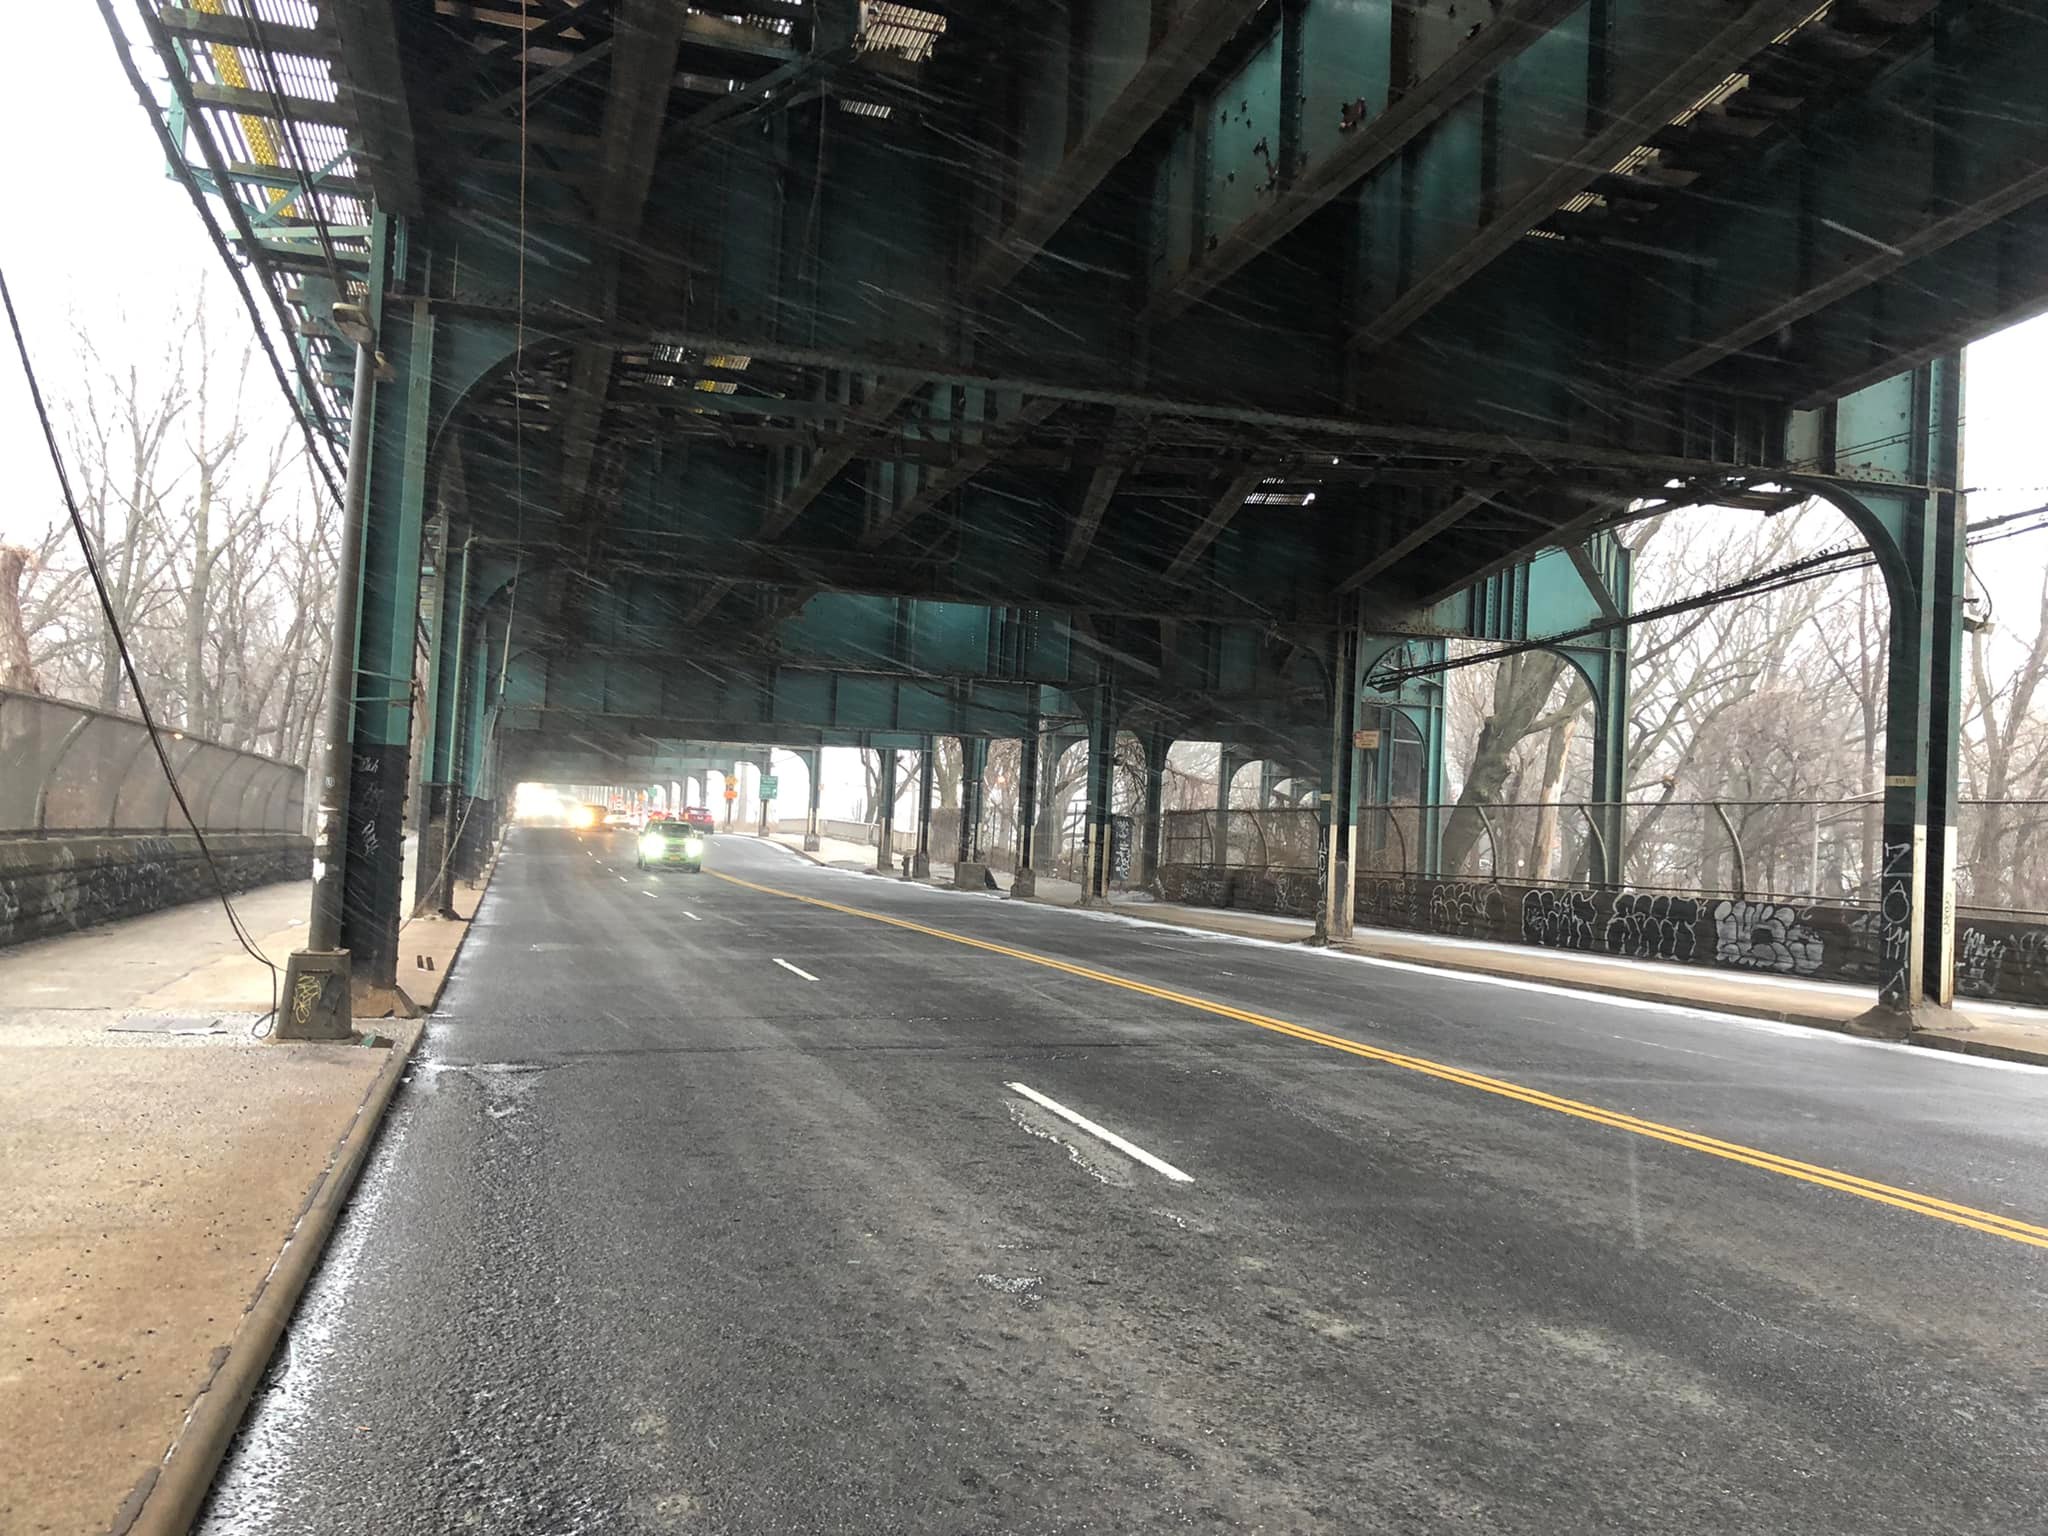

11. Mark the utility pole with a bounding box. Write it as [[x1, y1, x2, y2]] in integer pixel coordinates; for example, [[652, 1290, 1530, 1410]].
[[281, 306, 376, 1039]]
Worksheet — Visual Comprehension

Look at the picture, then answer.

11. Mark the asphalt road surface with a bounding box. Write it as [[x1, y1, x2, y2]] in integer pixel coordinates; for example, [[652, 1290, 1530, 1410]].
[[198, 828, 2048, 1535]]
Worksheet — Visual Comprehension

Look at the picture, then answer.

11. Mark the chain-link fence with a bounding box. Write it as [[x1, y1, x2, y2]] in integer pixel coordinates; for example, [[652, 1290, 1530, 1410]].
[[0, 687, 305, 836], [1356, 798, 2048, 918]]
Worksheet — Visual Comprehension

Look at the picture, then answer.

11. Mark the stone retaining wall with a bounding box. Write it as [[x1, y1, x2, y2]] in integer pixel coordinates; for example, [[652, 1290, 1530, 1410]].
[[0, 833, 311, 949]]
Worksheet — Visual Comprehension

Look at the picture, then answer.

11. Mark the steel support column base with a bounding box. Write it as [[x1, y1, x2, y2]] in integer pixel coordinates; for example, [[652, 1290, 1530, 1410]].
[[1846, 1000, 1969, 1043], [276, 949, 353, 1041], [351, 979, 420, 1021], [803, 834, 822, 851], [913, 853, 931, 878], [1009, 868, 1036, 899]]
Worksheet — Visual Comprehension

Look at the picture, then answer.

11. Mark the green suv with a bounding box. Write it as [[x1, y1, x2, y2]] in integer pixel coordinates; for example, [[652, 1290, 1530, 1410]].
[[636, 819, 707, 872]]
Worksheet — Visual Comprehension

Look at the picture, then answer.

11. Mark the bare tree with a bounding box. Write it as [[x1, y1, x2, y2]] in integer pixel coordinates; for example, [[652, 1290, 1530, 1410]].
[[1960, 565, 2048, 907], [1, 546, 41, 694], [20, 289, 336, 789]]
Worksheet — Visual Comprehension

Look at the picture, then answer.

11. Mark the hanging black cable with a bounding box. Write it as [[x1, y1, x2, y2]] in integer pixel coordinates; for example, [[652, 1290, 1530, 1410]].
[[1366, 498, 2048, 691], [2, 265, 281, 1031]]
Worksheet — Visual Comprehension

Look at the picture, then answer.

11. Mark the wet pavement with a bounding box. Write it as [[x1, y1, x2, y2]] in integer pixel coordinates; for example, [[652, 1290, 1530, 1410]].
[[198, 828, 2048, 1534]]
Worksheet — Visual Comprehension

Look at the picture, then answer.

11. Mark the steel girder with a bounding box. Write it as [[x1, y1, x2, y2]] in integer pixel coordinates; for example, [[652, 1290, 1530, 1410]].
[[1617, 0, 2048, 393]]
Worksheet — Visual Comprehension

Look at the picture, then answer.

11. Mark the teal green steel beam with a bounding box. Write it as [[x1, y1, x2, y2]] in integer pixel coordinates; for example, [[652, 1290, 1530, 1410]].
[[426, 535, 471, 787], [1775, 198, 2048, 411], [1785, 358, 1965, 1026], [968, 0, 1268, 294], [1145, 0, 1575, 323], [1364, 635, 1448, 876], [415, 520, 477, 916], [1344, 0, 1822, 356], [1080, 670, 1118, 903], [1314, 609, 1364, 942], [1629, 0, 2048, 388], [500, 652, 1076, 742], [337, 250, 437, 987]]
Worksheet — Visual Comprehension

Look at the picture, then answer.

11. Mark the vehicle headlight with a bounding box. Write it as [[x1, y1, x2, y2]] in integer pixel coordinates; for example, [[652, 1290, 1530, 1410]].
[[639, 834, 665, 857], [683, 838, 705, 858]]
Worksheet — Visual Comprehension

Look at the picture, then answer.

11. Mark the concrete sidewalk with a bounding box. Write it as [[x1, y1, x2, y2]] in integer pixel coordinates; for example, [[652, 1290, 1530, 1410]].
[[0, 855, 494, 1535], [753, 832, 2048, 1068], [1329, 922, 2048, 1066]]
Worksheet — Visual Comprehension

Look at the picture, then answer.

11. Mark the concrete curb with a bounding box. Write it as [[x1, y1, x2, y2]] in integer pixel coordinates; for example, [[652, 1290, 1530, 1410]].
[[751, 833, 889, 877], [1905, 1028, 2048, 1069], [1330, 942, 1866, 1033], [112, 1016, 423, 1536], [1011, 889, 1315, 943], [1319, 942, 2048, 1066], [398, 836, 505, 1016]]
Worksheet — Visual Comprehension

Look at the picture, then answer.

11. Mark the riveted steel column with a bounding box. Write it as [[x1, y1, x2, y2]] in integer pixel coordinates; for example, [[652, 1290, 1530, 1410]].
[[914, 736, 935, 877], [1081, 676, 1117, 905], [804, 748, 824, 851], [875, 748, 898, 872], [425, 538, 473, 916], [1213, 746, 1235, 868], [1013, 716, 1041, 898], [958, 737, 988, 865], [305, 334, 377, 961], [1315, 613, 1364, 944], [1793, 356, 1964, 1032], [337, 281, 435, 997], [1138, 727, 1169, 888]]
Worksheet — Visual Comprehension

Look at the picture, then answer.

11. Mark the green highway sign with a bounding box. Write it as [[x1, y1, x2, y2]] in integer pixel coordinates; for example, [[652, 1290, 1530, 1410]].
[[759, 775, 780, 799]]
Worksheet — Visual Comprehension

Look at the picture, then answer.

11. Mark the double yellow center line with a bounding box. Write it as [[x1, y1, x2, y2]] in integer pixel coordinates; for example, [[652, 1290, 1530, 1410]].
[[711, 869, 2048, 1252]]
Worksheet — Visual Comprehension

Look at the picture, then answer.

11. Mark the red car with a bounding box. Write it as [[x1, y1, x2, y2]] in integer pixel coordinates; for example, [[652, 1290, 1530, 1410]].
[[684, 806, 715, 832]]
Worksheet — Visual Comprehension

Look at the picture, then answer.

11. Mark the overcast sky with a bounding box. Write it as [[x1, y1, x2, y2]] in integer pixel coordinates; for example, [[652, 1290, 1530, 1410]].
[[4, 4, 2046, 688]]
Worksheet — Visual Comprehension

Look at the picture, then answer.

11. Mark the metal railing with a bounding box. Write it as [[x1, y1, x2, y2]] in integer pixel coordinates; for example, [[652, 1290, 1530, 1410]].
[[1161, 808, 1321, 871], [0, 687, 306, 837], [1356, 798, 2048, 918]]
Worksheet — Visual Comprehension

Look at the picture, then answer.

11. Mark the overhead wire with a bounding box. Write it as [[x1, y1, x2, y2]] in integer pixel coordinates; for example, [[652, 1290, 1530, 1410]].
[[2, 265, 282, 1033], [1368, 498, 2048, 690]]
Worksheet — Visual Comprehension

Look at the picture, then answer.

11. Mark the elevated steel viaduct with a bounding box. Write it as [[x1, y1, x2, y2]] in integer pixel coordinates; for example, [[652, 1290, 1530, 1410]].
[[127, 0, 2048, 1029]]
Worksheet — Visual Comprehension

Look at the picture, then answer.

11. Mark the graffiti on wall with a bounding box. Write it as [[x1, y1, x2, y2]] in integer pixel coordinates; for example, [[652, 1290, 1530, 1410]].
[[1, 835, 309, 949], [1163, 855, 2048, 1007], [1359, 876, 1416, 927], [1430, 882, 1506, 939], [1711, 900, 1824, 975], [1959, 926, 2005, 996], [1521, 889, 1599, 951], [1957, 924, 2048, 1002], [1877, 840, 1913, 1008], [1605, 893, 1701, 963]]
